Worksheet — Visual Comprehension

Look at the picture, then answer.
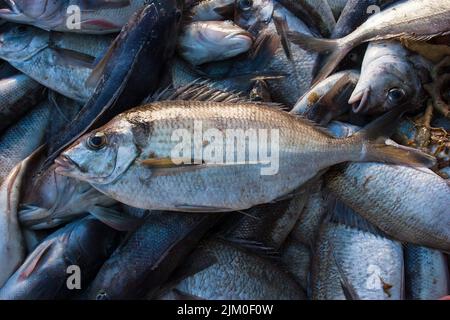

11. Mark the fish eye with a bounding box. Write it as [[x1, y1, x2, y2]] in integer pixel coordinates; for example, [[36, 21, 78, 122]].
[[387, 88, 406, 104], [86, 132, 107, 150], [238, 0, 253, 11]]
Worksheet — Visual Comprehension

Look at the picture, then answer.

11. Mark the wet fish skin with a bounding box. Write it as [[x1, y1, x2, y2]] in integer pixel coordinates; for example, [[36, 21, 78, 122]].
[[325, 163, 450, 252], [280, 236, 311, 292], [405, 244, 449, 300], [276, 0, 336, 37], [349, 41, 429, 115], [0, 217, 118, 300], [0, 99, 52, 184], [222, 187, 309, 251], [289, 0, 450, 83], [55, 101, 433, 212], [0, 156, 30, 287], [326, 0, 347, 20], [332, 0, 398, 39], [0, 72, 45, 133], [311, 201, 404, 300], [0, 0, 147, 34], [45, 1, 184, 166], [86, 212, 221, 300], [178, 20, 253, 65], [0, 24, 113, 102], [164, 239, 306, 300]]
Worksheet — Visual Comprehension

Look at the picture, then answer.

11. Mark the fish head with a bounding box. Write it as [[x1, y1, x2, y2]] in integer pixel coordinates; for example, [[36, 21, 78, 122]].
[[234, 0, 274, 33], [348, 62, 422, 115], [179, 20, 253, 65], [0, 23, 48, 60], [55, 118, 139, 185]]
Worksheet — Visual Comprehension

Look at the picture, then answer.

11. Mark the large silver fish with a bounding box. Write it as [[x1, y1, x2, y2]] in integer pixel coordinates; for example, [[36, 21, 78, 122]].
[[288, 0, 450, 83], [55, 101, 434, 212]]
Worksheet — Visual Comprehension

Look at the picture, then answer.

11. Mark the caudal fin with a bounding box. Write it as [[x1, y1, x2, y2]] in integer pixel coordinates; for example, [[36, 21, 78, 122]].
[[348, 105, 436, 168], [286, 31, 351, 84]]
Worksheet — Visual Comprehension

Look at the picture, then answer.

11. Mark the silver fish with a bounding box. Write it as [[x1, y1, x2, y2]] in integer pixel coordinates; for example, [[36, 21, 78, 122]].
[[0, 24, 113, 102], [326, 0, 348, 20], [405, 244, 449, 300], [311, 200, 404, 300], [178, 20, 253, 65], [55, 101, 433, 212], [280, 236, 311, 293], [348, 40, 430, 114], [0, 0, 145, 34], [288, 0, 450, 83], [326, 164, 450, 252]]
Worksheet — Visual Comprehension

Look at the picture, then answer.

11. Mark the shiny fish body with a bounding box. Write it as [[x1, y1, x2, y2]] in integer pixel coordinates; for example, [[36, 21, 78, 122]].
[[405, 244, 449, 300], [0, 73, 44, 133], [189, 0, 235, 21], [168, 239, 306, 300], [325, 164, 450, 252], [280, 236, 311, 292], [56, 101, 407, 212], [311, 204, 404, 300], [0, 100, 52, 184]]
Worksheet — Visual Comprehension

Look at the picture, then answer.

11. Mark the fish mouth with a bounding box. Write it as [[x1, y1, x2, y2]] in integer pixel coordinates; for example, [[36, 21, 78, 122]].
[[349, 87, 371, 114], [54, 155, 79, 176]]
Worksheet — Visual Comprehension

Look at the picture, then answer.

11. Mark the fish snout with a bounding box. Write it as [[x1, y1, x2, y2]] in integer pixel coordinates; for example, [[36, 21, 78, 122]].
[[54, 155, 79, 175], [349, 87, 371, 114]]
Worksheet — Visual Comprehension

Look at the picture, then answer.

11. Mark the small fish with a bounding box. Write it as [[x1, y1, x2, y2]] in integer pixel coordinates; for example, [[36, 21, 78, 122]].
[[0, 0, 144, 34], [287, 0, 450, 83], [405, 244, 449, 300], [348, 41, 429, 114], [0, 217, 118, 300], [55, 100, 434, 212], [311, 200, 404, 300], [0, 72, 45, 133], [86, 212, 222, 300], [178, 21, 253, 65], [0, 23, 113, 102], [161, 239, 306, 300]]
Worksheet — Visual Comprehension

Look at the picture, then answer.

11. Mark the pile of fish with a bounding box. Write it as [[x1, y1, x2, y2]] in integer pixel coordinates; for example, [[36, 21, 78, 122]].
[[0, 0, 448, 300]]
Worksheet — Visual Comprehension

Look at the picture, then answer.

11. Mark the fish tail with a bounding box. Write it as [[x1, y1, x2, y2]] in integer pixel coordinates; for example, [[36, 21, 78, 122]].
[[286, 31, 351, 84], [347, 105, 436, 168]]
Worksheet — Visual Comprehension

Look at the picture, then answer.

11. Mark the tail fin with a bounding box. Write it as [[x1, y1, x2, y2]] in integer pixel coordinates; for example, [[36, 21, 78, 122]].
[[348, 106, 436, 168], [286, 31, 351, 84]]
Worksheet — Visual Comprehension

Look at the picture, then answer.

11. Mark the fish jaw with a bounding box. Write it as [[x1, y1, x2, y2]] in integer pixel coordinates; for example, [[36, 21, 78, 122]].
[[54, 155, 81, 179], [349, 86, 371, 114]]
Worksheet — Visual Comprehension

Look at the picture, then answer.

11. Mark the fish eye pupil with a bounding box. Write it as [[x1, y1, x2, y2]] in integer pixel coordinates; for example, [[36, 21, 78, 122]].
[[388, 88, 406, 103], [87, 133, 106, 150]]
